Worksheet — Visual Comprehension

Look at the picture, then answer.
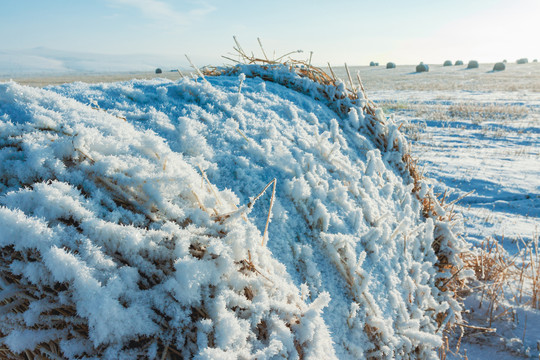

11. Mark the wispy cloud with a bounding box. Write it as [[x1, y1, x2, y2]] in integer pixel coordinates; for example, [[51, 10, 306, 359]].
[[107, 0, 215, 26]]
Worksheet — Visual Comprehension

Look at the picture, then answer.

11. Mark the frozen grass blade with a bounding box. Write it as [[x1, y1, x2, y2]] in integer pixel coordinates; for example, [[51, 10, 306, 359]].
[[327, 62, 337, 82], [197, 164, 223, 208], [236, 128, 249, 142], [257, 37, 269, 61], [185, 55, 207, 82], [246, 178, 276, 246], [344, 62, 356, 95]]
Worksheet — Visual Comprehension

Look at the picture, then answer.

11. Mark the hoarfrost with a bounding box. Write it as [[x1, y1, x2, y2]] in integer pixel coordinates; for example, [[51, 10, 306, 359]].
[[0, 65, 466, 358]]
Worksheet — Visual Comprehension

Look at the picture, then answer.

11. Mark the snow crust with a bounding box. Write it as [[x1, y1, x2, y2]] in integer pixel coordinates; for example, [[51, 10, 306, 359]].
[[0, 65, 466, 359]]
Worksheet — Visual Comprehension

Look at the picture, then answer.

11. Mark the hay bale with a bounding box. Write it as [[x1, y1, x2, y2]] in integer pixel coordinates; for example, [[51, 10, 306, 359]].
[[455, 60, 464, 66], [443, 60, 452, 66], [503, 59, 507, 63], [534, 59, 538, 62], [416, 62, 429, 72], [516, 58, 528, 64], [467, 60, 479, 69], [155, 68, 163, 74], [386, 62, 396, 69], [369, 61, 377, 67], [493, 62, 505, 71], [0, 46, 470, 359]]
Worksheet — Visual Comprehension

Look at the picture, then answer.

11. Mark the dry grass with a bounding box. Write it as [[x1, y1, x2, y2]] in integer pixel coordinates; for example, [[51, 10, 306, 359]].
[[448, 103, 528, 122], [380, 101, 529, 124], [462, 235, 539, 313], [202, 37, 380, 120], [439, 234, 540, 357]]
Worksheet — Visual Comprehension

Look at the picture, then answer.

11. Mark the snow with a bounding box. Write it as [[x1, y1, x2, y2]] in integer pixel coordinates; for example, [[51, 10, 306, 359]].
[[0, 64, 466, 359], [372, 85, 539, 250]]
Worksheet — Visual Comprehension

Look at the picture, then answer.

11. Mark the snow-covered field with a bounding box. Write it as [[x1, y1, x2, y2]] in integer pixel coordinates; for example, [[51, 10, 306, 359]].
[[0, 60, 538, 358], [335, 63, 540, 359], [345, 64, 540, 249]]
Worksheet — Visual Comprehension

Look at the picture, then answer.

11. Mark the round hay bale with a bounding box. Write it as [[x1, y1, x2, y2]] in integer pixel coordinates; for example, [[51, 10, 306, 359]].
[[503, 59, 507, 63], [155, 68, 163, 74], [416, 63, 429, 72], [0, 63, 468, 359], [493, 62, 505, 71], [467, 60, 479, 69], [369, 61, 377, 67], [533, 59, 538, 63], [443, 60, 452, 66], [516, 58, 528, 64], [455, 60, 464, 66], [386, 62, 396, 69]]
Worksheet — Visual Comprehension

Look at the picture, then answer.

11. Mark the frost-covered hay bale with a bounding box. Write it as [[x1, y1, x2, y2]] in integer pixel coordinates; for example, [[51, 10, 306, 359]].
[[467, 60, 479, 69], [0, 82, 336, 359], [455, 60, 464, 65], [493, 62, 506, 71], [0, 64, 467, 359], [517, 58, 528, 64], [443, 60, 452, 66], [386, 62, 396, 69], [416, 62, 429, 72]]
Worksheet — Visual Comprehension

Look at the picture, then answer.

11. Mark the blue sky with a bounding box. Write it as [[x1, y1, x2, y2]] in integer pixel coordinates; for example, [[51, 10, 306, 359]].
[[1, 0, 538, 66]]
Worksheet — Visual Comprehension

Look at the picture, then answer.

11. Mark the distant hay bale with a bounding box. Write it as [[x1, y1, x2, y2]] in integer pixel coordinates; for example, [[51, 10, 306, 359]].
[[155, 68, 163, 74], [533, 59, 538, 63], [516, 58, 528, 64], [503, 59, 507, 63], [443, 60, 452, 66], [416, 63, 429, 72], [467, 60, 479, 69], [455, 60, 464, 66], [369, 61, 378, 67], [386, 62, 396, 69], [493, 62, 505, 71]]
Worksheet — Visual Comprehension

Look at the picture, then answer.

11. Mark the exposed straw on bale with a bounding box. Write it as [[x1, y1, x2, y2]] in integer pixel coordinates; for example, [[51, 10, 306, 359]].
[[455, 60, 464, 66], [443, 60, 452, 66], [416, 62, 429, 72], [467, 60, 479, 69], [493, 62, 505, 71], [386, 62, 396, 69]]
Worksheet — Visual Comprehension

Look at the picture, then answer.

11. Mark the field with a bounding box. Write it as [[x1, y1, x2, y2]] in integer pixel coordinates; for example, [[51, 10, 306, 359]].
[[334, 63, 540, 359], [334, 63, 539, 248]]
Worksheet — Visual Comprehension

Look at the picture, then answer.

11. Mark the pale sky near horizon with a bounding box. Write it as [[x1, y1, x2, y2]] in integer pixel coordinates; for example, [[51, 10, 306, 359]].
[[1, 0, 539, 66]]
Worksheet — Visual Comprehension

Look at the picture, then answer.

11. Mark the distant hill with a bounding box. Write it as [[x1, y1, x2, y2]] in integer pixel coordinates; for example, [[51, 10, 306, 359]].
[[0, 47, 183, 77]]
